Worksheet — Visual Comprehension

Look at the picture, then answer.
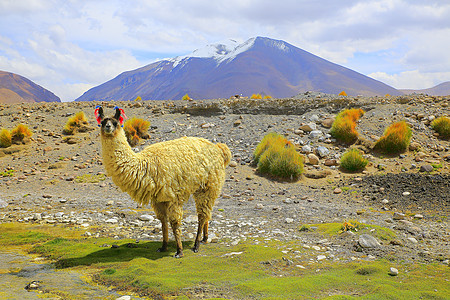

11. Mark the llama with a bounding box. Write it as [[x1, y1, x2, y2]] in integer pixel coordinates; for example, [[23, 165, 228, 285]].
[[96, 106, 231, 258]]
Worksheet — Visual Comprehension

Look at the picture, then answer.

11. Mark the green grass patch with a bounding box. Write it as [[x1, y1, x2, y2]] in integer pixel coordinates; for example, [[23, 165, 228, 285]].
[[431, 116, 450, 139], [0, 223, 448, 299], [340, 148, 368, 172], [74, 174, 106, 183], [0, 169, 14, 177], [305, 221, 397, 242], [253, 132, 304, 181]]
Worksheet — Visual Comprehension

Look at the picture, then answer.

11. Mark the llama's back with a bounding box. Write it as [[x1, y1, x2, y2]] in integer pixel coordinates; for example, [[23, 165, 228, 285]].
[[139, 136, 229, 203]]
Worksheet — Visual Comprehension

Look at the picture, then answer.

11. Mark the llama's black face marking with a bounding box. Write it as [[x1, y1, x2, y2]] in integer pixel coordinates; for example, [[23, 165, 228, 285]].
[[101, 118, 119, 135]]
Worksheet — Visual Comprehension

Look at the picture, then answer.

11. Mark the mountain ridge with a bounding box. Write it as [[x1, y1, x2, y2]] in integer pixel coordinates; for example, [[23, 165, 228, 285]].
[[401, 81, 450, 96], [76, 37, 402, 101], [0, 71, 61, 103]]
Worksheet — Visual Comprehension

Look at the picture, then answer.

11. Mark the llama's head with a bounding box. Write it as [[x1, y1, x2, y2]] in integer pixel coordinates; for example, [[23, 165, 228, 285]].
[[95, 106, 127, 137]]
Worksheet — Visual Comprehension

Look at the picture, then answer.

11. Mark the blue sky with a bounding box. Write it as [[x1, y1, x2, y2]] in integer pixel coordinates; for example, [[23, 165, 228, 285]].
[[1, 0, 449, 101]]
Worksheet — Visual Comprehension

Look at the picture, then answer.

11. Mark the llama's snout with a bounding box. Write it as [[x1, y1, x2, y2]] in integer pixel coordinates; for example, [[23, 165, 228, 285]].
[[102, 120, 116, 134]]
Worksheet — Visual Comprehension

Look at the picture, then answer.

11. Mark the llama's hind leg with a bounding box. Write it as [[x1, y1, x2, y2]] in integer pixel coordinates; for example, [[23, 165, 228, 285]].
[[193, 214, 208, 253], [193, 187, 220, 253], [202, 221, 209, 243]]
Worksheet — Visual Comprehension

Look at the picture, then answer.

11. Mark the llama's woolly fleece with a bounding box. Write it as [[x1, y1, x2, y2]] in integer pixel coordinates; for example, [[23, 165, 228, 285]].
[[101, 126, 231, 211]]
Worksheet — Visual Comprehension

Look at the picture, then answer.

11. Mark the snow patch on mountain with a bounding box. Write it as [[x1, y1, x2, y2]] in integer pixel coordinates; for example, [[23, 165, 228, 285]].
[[170, 38, 257, 67]]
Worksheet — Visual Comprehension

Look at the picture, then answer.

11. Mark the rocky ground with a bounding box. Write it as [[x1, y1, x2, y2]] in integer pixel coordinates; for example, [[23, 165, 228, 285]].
[[0, 93, 449, 270]]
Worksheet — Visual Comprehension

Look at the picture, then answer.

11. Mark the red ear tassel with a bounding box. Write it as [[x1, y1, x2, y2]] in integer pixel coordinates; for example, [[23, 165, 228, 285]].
[[118, 108, 127, 126], [94, 107, 101, 126]]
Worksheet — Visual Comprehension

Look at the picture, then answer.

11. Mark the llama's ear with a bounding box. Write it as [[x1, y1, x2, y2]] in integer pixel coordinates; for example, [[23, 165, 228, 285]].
[[114, 106, 127, 127], [94, 106, 103, 126]]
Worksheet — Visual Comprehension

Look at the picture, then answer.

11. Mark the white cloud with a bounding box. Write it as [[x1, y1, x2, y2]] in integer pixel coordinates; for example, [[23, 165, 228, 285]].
[[369, 70, 450, 90], [0, 0, 449, 100]]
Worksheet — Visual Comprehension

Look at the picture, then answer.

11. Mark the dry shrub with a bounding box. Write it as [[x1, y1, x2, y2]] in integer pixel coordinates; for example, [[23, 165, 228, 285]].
[[123, 117, 150, 147], [431, 116, 450, 139], [11, 124, 32, 144], [0, 128, 12, 148], [374, 121, 412, 154], [251, 94, 262, 99], [254, 132, 303, 181], [264, 95, 272, 99], [182, 94, 191, 101], [338, 91, 347, 96], [330, 108, 365, 143], [63, 111, 88, 135], [340, 148, 368, 172]]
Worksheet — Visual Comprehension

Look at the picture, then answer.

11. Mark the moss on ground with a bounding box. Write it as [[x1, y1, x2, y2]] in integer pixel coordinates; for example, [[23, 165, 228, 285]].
[[0, 223, 448, 299], [308, 221, 397, 242]]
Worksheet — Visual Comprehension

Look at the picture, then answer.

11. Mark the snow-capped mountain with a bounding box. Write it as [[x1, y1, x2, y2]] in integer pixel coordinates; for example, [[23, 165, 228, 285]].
[[75, 37, 401, 101]]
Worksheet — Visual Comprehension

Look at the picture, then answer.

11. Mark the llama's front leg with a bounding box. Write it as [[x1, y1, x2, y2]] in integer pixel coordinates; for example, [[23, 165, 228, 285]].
[[170, 219, 183, 258], [157, 218, 169, 253]]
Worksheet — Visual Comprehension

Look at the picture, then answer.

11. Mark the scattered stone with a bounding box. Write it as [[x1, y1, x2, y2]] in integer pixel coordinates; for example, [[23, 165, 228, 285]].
[[388, 267, 399, 276], [300, 123, 316, 132], [304, 170, 331, 179], [302, 145, 312, 153], [321, 118, 334, 128], [233, 120, 242, 127], [413, 214, 424, 219], [309, 130, 323, 138], [317, 255, 327, 261], [285, 218, 294, 224], [419, 164, 433, 172], [333, 188, 342, 194], [316, 146, 330, 158], [309, 114, 319, 122], [381, 199, 389, 204], [324, 159, 338, 166], [377, 164, 387, 170], [229, 161, 238, 167], [139, 214, 154, 222], [409, 142, 420, 151], [307, 154, 320, 165], [393, 212, 405, 220], [402, 192, 410, 196], [0, 199, 8, 208], [105, 218, 118, 224], [407, 237, 418, 244], [358, 234, 381, 248]]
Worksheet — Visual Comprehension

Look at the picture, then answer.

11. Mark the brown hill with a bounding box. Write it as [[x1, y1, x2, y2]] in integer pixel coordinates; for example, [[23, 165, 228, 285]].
[[0, 71, 61, 103], [401, 81, 450, 96]]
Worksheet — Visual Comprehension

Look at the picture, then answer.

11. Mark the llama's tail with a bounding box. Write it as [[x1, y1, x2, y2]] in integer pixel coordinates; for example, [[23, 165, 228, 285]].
[[216, 143, 232, 167]]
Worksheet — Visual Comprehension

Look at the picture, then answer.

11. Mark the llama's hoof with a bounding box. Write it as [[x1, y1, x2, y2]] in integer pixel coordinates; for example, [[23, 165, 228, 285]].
[[192, 247, 199, 253], [174, 251, 184, 258], [157, 247, 168, 253]]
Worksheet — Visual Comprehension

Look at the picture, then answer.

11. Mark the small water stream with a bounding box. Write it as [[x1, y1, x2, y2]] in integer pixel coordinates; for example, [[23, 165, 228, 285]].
[[0, 250, 128, 299]]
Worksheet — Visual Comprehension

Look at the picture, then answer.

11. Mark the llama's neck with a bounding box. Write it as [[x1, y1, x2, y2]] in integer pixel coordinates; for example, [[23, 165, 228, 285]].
[[101, 128, 138, 174]]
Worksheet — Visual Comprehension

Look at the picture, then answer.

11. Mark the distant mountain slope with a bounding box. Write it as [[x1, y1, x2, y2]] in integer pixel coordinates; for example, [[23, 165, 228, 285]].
[[0, 71, 61, 103], [401, 81, 450, 96], [75, 37, 401, 101]]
